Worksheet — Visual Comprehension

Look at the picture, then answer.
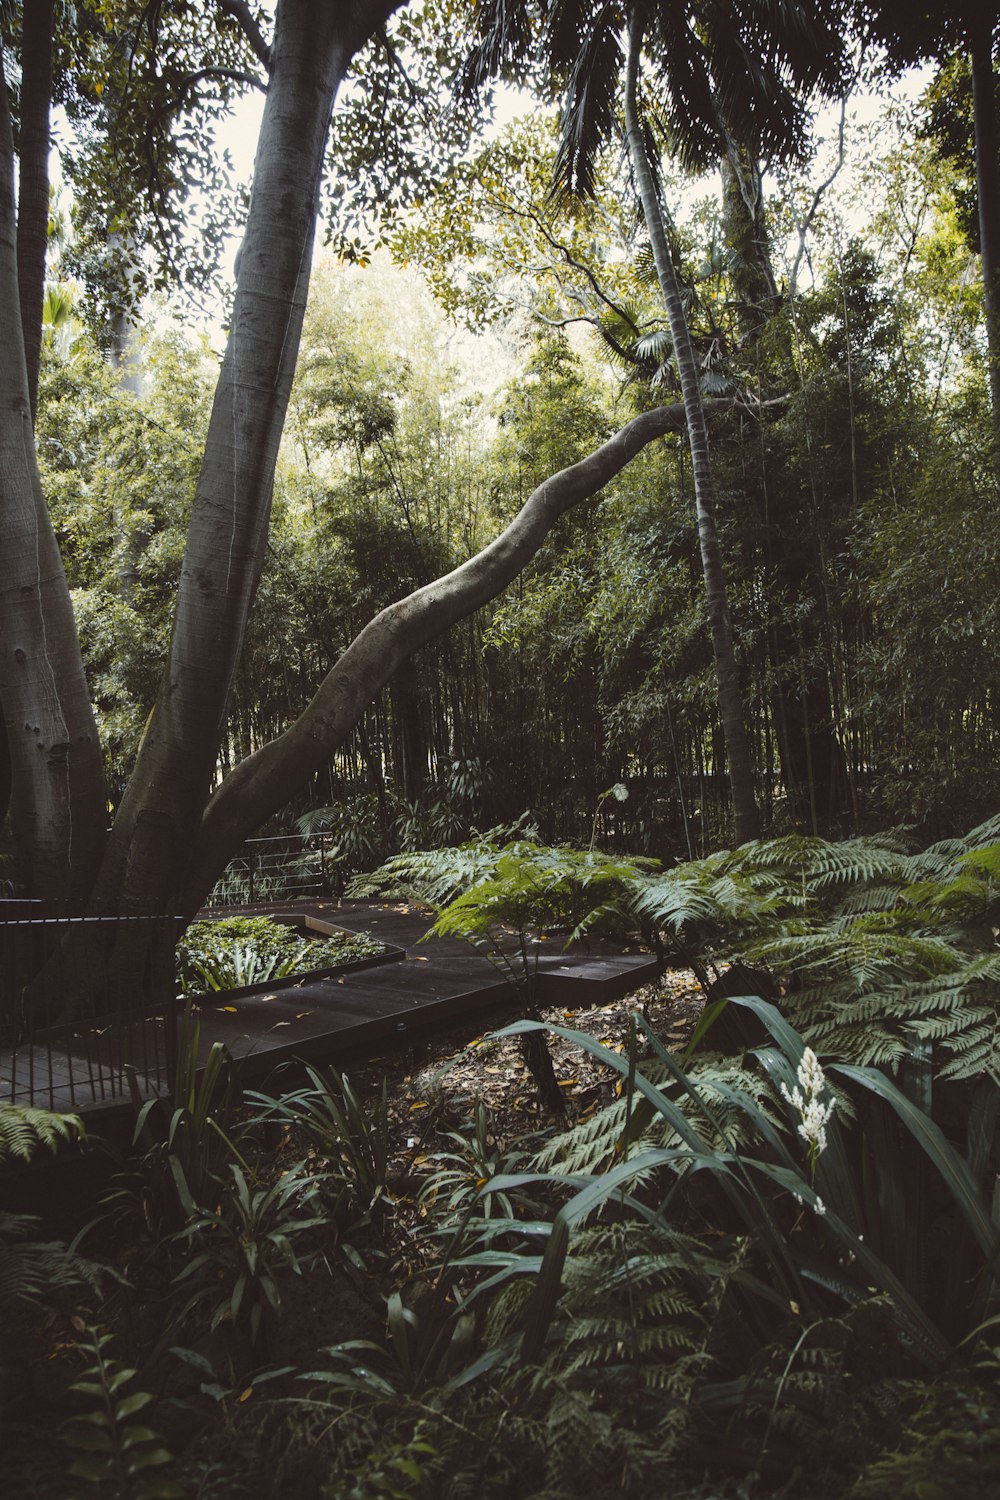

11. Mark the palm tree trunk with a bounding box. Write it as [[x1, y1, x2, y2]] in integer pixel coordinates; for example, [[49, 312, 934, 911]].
[[624, 16, 760, 842]]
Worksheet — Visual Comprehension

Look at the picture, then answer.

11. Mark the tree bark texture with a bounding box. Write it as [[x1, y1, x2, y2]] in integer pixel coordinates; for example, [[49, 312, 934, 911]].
[[15, 0, 54, 426], [0, 42, 107, 898], [94, 0, 402, 913], [715, 147, 850, 828], [624, 18, 761, 843]]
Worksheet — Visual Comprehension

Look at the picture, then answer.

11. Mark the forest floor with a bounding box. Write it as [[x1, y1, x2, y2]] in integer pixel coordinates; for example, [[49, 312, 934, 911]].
[[355, 963, 703, 1145]]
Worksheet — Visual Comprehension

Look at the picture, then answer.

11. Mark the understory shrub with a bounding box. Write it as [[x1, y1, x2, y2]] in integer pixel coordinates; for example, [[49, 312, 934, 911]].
[[10, 818, 1000, 1497]]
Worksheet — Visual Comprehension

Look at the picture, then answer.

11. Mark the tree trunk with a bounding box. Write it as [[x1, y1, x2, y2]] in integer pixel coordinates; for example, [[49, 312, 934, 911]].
[[970, 10, 1000, 461], [0, 718, 11, 839], [15, 0, 54, 427], [0, 42, 107, 898], [624, 17, 761, 843], [720, 141, 780, 341], [769, 616, 850, 831], [92, 0, 402, 913]]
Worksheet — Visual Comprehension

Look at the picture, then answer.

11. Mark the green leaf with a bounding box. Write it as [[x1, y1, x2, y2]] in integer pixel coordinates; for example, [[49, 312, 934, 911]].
[[832, 1062, 1000, 1261], [64, 1428, 115, 1452], [125, 1446, 176, 1471], [67, 1455, 113, 1479], [116, 1391, 155, 1419], [519, 1212, 569, 1364]]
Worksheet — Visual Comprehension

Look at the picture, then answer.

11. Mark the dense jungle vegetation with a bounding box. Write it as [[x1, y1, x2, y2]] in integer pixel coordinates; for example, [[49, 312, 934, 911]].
[[3, 1, 1000, 1496]]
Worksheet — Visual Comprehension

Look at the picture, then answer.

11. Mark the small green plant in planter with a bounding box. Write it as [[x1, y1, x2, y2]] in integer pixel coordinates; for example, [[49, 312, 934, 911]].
[[176, 915, 383, 995]]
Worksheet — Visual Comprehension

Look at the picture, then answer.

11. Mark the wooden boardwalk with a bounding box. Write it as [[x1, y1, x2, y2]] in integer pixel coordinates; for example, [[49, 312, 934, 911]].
[[1, 901, 659, 1117]]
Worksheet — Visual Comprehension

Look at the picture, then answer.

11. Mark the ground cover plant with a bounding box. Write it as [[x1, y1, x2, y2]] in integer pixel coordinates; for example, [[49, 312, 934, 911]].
[[2, 818, 1000, 1496], [175, 916, 385, 995]]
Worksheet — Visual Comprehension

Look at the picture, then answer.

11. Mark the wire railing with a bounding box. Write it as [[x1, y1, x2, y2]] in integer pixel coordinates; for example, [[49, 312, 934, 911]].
[[0, 903, 181, 1111], [206, 833, 339, 907]]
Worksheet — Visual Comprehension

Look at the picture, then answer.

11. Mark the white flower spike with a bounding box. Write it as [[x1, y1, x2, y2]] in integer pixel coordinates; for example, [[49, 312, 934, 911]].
[[780, 1047, 835, 1180]]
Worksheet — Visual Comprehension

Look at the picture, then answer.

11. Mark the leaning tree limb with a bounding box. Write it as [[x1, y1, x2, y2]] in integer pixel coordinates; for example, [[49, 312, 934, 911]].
[[178, 395, 752, 912]]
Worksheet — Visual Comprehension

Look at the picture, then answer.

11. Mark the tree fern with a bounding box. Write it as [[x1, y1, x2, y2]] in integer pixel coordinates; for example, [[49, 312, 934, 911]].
[[532, 1056, 779, 1175], [636, 822, 1000, 1078], [0, 1100, 83, 1163], [0, 1212, 102, 1305], [0, 1107, 96, 1311]]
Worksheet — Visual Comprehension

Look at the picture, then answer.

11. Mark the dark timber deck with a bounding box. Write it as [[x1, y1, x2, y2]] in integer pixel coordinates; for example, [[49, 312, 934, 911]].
[[1, 900, 659, 1117]]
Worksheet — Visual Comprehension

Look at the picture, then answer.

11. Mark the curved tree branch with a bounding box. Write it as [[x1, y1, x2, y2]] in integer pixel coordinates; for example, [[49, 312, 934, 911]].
[[160, 66, 269, 113], [216, 0, 273, 72], [179, 396, 747, 910]]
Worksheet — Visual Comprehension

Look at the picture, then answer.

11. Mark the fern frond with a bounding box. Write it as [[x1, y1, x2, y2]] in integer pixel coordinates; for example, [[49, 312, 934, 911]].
[[0, 1101, 83, 1164], [0, 1213, 103, 1304]]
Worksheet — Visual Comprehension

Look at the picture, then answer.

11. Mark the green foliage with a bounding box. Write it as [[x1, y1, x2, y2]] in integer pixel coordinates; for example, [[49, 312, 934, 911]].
[[852, 1348, 1000, 1499], [0, 1100, 83, 1164], [61, 1329, 182, 1500], [355, 833, 654, 1113], [353, 835, 654, 982], [431, 842, 652, 951], [0, 1212, 102, 1306], [170, 1164, 327, 1347], [38, 332, 211, 790], [112, 1005, 245, 1234], [501, 999, 999, 1365], [336, 1430, 442, 1500], [247, 1066, 392, 1245], [0, 1103, 95, 1310], [625, 820, 1000, 1076], [176, 916, 383, 995], [418, 1098, 532, 1226]]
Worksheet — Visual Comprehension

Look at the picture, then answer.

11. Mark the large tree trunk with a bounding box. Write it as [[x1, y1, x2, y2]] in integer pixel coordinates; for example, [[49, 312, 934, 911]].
[[624, 18, 761, 843], [0, 42, 107, 899], [15, 0, 54, 427], [92, 0, 402, 913]]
